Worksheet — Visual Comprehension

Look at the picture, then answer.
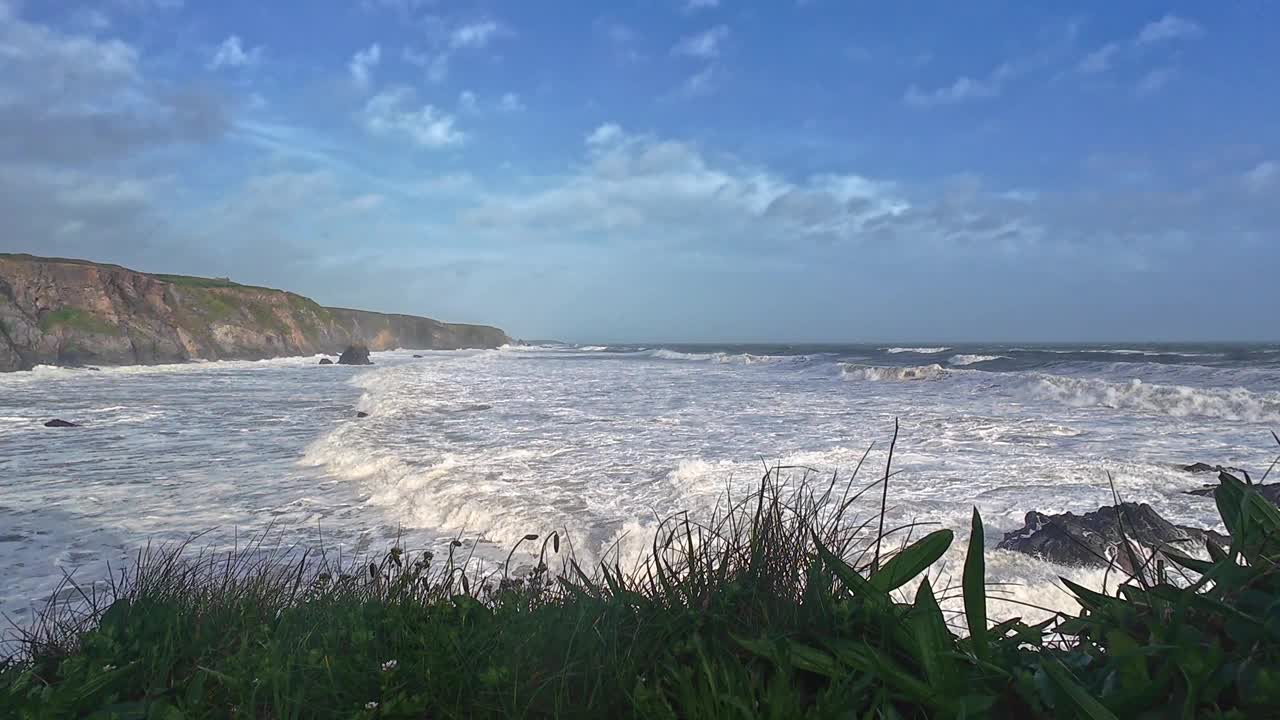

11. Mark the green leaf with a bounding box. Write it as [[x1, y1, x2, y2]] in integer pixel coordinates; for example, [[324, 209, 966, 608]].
[[908, 578, 956, 690], [869, 529, 953, 593], [963, 508, 989, 663], [812, 531, 882, 602], [1041, 658, 1120, 720]]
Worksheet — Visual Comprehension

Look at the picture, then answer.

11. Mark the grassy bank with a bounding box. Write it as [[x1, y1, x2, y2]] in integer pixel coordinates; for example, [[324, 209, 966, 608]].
[[3, 456, 1279, 718]]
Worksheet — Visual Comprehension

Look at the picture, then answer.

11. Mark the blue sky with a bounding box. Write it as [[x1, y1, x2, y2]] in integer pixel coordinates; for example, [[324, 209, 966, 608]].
[[2, 0, 1277, 342]]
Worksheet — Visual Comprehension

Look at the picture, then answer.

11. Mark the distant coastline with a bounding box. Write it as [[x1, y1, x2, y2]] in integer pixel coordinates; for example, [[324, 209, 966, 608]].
[[0, 254, 509, 372]]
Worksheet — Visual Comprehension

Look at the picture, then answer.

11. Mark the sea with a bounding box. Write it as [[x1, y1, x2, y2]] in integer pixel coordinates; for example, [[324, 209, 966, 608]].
[[3, 342, 1279, 631]]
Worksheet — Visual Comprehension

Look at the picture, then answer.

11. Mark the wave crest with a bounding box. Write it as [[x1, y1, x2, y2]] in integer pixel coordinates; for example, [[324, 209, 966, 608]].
[[883, 347, 951, 354], [841, 363, 949, 381], [1031, 375, 1280, 423], [949, 354, 1006, 366]]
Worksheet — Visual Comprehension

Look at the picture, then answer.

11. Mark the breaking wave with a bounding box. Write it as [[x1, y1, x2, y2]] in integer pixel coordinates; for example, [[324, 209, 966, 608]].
[[950, 354, 1007, 366], [649, 349, 792, 365], [1030, 375, 1280, 423], [883, 347, 951, 354], [841, 363, 949, 382]]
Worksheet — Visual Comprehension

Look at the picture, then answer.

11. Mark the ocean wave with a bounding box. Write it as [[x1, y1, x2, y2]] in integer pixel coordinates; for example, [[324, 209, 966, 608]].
[[841, 363, 949, 381], [949, 354, 1006, 366], [649, 349, 795, 365], [1030, 375, 1280, 423], [883, 347, 951, 354]]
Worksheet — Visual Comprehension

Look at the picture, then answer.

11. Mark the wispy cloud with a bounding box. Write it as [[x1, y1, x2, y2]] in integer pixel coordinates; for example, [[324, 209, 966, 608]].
[[1136, 14, 1202, 46], [349, 43, 381, 91], [498, 92, 525, 112], [1135, 66, 1175, 96], [210, 35, 261, 69], [450, 20, 502, 50], [672, 25, 729, 59], [904, 64, 1015, 107], [1077, 42, 1118, 74], [1242, 161, 1276, 193], [363, 87, 465, 148], [679, 64, 718, 97], [683, 0, 720, 13]]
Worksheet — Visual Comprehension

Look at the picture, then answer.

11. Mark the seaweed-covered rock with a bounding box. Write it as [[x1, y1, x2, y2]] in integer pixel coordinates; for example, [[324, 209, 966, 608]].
[[337, 345, 372, 366], [998, 502, 1224, 570]]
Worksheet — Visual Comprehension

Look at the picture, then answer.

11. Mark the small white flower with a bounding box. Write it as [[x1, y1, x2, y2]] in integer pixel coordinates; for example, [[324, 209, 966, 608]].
[[381, 659, 398, 672], [365, 701, 379, 710], [253, 677, 261, 686], [102, 664, 116, 672]]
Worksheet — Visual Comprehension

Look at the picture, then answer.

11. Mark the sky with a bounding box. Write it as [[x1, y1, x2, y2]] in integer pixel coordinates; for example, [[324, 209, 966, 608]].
[[1, 0, 1277, 343]]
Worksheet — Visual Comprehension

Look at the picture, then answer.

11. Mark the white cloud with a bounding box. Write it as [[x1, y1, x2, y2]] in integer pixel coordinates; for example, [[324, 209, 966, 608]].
[[346, 193, 385, 212], [672, 25, 729, 58], [586, 123, 623, 146], [209, 35, 262, 69], [1242, 161, 1276, 193], [450, 20, 501, 49], [1135, 67, 1174, 96], [403, 47, 448, 84], [1136, 14, 1202, 45], [458, 90, 479, 113], [679, 65, 717, 97], [905, 75, 998, 106], [683, 0, 720, 12], [363, 87, 465, 149], [349, 43, 381, 91], [70, 8, 111, 31], [498, 92, 525, 112], [1077, 43, 1118, 74]]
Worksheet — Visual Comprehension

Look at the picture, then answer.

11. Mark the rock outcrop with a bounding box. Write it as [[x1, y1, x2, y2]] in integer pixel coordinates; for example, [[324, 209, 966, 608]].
[[338, 345, 372, 366], [0, 254, 509, 371], [44, 419, 79, 428], [998, 502, 1227, 571]]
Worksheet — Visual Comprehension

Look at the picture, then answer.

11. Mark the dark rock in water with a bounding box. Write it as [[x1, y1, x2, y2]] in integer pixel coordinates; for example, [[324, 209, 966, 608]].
[[998, 502, 1224, 571], [1182, 462, 1248, 476], [337, 345, 372, 366], [85, 367, 101, 372], [356, 411, 369, 418], [318, 358, 334, 365], [1188, 482, 1280, 507], [413, 354, 424, 358], [1183, 462, 1220, 473], [44, 419, 79, 428]]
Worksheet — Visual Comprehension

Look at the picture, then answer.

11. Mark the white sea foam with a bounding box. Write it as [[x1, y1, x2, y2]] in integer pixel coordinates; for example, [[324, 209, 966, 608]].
[[2, 344, 1274, 631], [841, 363, 949, 381], [949, 354, 1006, 366], [883, 347, 951, 354], [1030, 375, 1280, 423]]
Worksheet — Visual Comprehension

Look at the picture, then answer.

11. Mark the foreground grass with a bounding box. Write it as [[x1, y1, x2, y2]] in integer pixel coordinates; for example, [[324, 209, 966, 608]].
[[3, 455, 1279, 718]]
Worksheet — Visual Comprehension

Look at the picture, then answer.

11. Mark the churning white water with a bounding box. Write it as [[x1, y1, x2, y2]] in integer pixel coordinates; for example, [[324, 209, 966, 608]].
[[2, 344, 1278, 628]]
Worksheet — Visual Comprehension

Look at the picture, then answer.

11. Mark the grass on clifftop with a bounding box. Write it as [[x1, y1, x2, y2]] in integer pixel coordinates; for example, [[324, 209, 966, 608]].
[[4, 439, 1280, 719], [37, 308, 120, 336]]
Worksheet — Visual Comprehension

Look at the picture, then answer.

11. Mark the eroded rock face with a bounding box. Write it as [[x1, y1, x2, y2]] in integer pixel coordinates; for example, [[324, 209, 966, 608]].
[[0, 254, 510, 372], [997, 502, 1225, 571], [338, 345, 372, 366]]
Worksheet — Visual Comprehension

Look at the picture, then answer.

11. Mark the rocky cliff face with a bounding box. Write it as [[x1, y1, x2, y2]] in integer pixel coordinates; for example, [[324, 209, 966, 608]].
[[0, 254, 509, 371]]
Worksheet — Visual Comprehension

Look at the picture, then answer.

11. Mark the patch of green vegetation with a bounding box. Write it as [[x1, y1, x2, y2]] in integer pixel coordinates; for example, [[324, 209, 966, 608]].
[[37, 308, 120, 335], [151, 274, 244, 289], [247, 301, 289, 335], [4, 447, 1279, 718], [185, 290, 239, 324]]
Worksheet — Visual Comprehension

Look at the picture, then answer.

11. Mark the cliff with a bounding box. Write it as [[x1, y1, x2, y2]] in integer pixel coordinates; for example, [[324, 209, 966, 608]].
[[0, 254, 510, 371]]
